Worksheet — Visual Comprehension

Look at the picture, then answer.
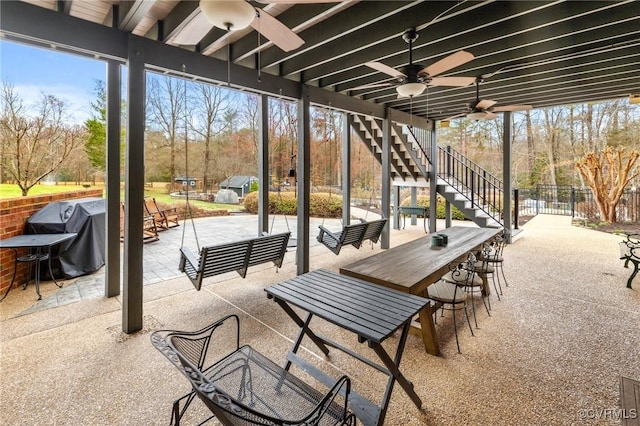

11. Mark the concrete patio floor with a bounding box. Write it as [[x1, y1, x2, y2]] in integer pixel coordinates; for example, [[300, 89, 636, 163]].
[[0, 214, 638, 425]]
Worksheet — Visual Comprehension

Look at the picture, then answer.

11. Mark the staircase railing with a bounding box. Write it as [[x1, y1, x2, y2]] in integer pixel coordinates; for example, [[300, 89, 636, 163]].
[[404, 125, 433, 165], [399, 124, 504, 226], [437, 145, 503, 225]]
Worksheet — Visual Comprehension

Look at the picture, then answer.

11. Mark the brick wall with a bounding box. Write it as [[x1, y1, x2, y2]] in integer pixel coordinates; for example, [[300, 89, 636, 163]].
[[0, 189, 103, 294]]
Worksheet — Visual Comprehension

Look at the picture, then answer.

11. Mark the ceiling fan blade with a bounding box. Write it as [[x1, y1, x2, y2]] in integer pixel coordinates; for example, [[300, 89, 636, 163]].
[[351, 83, 393, 91], [476, 99, 497, 109], [491, 104, 533, 112], [445, 113, 467, 121], [251, 9, 304, 52], [485, 112, 497, 120], [428, 76, 476, 87], [365, 61, 406, 78], [420, 50, 474, 77]]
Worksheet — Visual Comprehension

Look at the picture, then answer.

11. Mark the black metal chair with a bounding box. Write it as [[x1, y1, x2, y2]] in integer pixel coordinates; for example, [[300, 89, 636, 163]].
[[427, 258, 476, 354], [466, 242, 502, 302], [485, 228, 510, 290], [151, 315, 356, 426], [441, 253, 490, 329]]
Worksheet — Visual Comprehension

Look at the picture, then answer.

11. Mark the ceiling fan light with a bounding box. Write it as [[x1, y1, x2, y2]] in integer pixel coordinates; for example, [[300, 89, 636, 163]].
[[396, 83, 425, 98], [200, 0, 255, 31], [467, 111, 487, 120]]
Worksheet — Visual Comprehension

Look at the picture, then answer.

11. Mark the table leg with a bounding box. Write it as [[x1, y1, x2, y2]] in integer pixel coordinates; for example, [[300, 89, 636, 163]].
[[46, 247, 62, 288], [34, 256, 42, 300], [417, 301, 440, 356], [369, 323, 422, 426], [0, 250, 19, 302], [275, 300, 330, 365]]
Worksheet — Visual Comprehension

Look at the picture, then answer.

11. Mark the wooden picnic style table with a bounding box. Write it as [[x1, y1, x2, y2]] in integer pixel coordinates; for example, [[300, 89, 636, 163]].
[[265, 269, 429, 426], [340, 226, 502, 356]]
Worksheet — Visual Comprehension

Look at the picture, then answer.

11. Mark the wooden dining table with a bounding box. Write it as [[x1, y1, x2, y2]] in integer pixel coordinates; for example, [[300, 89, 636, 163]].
[[340, 226, 502, 355]]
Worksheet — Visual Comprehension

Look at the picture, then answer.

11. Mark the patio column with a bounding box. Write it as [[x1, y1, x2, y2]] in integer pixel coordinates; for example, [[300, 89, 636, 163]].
[[105, 59, 121, 298], [342, 113, 352, 226], [410, 187, 417, 226], [296, 86, 311, 274], [258, 94, 269, 235], [503, 111, 513, 236], [394, 186, 401, 229], [381, 117, 391, 249], [122, 36, 146, 333], [429, 126, 438, 233]]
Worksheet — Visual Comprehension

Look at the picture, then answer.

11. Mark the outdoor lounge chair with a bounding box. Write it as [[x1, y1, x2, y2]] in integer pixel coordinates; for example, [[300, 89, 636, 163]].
[[151, 314, 356, 426], [144, 198, 179, 230], [120, 202, 159, 243]]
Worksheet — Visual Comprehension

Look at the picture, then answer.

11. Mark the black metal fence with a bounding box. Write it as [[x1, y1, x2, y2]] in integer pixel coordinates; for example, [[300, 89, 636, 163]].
[[515, 185, 640, 223]]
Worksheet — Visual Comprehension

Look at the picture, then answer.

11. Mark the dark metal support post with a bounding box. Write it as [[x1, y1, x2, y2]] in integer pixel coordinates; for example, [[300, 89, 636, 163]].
[[410, 187, 417, 226], [471, 173, 475, 206], [429, 126, 438, 233], [570, 187, 576, 218], [514, 189, 520, 230], [105, 59, 121, 298], [394, 186, 401, 230], [342, 114, 351, 226], [296, 86, 310, 274], [258, 94, 269, 235], [381, 116, 391, 249], [503, 111, 513, 233], [123, 36, 145, 333]]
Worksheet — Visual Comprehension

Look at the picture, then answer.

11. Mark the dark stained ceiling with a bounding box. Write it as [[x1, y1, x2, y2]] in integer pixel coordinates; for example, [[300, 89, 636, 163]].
[[3, 0, 640, 121]]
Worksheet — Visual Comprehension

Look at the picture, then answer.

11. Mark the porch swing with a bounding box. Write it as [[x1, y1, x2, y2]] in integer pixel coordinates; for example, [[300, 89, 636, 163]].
[[176, 67, 289, 290], [317, 157, 387, 255]]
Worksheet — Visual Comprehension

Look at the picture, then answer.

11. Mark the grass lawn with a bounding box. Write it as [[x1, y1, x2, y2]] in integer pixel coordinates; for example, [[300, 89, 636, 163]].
[[0, 183, 103, 199], [0, 183, 240, 211]]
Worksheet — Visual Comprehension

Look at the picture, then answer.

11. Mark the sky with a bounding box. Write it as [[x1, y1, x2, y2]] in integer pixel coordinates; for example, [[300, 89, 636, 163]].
[[1, 40, 106, 123]]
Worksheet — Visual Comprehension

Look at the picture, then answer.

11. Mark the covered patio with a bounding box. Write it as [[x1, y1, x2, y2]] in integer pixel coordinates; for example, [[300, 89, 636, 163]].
[[1, 0, 638, 334], [1, 215, 638, 424], [1, 1, 639, 424]]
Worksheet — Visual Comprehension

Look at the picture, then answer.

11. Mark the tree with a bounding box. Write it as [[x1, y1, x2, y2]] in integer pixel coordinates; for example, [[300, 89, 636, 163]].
[[575, 146, 640, 222], [0, 82, 84, 196], [84, 80, 107, 170], [146, 74, 185, 192], [189, 82, 229, 193]]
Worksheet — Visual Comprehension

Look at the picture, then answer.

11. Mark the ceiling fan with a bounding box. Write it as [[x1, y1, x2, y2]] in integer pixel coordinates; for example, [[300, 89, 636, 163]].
[[196, 0, 341, 52], [448, 77, 533, 120], [353, 28, 476, 98]]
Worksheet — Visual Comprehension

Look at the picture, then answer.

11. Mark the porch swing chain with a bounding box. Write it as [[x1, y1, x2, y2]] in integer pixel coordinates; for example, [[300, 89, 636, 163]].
[[180, 64, 200, 253]]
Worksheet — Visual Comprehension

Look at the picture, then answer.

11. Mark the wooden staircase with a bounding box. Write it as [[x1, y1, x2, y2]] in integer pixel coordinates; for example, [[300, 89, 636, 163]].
[[350, 114, 504, 228]]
